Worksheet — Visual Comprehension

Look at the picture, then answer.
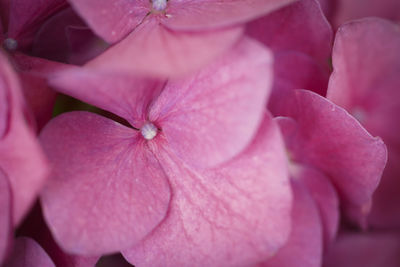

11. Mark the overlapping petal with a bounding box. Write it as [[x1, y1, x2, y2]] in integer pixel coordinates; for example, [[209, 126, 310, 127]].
[[269, 51, 329, 115], [40, 112, 171, 255], [0, 169, 11, 264], [323, 232, 400, 267], [246, 0, 333, 67], [164, 0, 297, 31], [4, 237, 55, 267], [260, 180, 322, 267], [67, 0, 149, 43], [278, 89, 387, 225], [7, 0, 67, 49], [333, 0, 400, 28], [0, 53, 49, 224], [327, 18, 400, 227], [86, 19, 243, 78], [149, 37, 273, 168], [123, 116, 292, 266]]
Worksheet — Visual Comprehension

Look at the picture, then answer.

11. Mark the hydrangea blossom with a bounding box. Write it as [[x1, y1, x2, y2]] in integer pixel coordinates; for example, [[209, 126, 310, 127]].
[[39, 38, 294, 266]]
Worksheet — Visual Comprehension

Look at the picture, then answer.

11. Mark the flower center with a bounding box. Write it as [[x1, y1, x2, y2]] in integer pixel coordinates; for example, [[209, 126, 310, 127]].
[[152, 0, 167, 11], [141, 122, 158, 140], [2, 38, 18, 51]]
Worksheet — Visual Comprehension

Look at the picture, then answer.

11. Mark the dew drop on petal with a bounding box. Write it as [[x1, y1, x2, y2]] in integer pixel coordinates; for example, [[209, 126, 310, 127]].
[[3, 38, 18, 51], [141, 122, 158, 140]]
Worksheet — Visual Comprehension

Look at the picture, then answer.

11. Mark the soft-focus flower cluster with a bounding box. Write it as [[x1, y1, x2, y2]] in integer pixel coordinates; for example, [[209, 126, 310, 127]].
[[0, 0, 400, 266]]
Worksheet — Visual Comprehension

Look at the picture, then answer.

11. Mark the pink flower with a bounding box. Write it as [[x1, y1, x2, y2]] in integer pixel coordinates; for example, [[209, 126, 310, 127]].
[[40, 38, 293, 266], [327, 18, 400, 228], [0, 52, 49, 264], [68, 0, 296, 77]]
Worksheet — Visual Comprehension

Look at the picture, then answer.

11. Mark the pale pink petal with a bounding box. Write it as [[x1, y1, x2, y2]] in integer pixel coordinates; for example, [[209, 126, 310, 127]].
[[40, 112, 171, 255], [0, 53, 49, 224], [86, 19, 243, 78], [67, 0, 149, 43], [0, 169, 11, 264], [333, 0, 400, 28], [323, 232, 400, 267], [260, 180, 322, 267], [7, 0, 67, 49], [278, 89, 387, 225], [123, 115, 292, 266], [269, 51, 329, 115], [246, 0, 333, 67], [149, 37, 272, 168], [326, 18, 400, 227], [48, 66, 163, 127], [164, 0, 296, 31], [4, 237, 55, 267]]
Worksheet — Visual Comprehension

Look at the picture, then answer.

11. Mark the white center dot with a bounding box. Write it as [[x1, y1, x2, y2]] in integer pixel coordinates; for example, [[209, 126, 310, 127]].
[[141, 122, 158, 140], [3, 38, 18, 51]]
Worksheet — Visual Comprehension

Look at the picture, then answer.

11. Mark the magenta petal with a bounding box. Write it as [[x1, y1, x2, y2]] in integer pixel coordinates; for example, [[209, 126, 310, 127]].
[[324, 232, 400, 267], [67, 0, 149, 43], [123, 116, 292, 266], [5, 237, 55, 267], [0, 169, 11, 264], [269, 51, 329, 115], [7, 0, 66, 48], [86, 20, 243, 78], [164, 0, 296, 31], [149, 37, 272, 168], [326, 18, 400, 227], [40, 112, 171, 255], [261, 180, 322, 267], [278, 90, 387, 225], [0, 53, 49, 224], [246, 0, 333, 67], [333, 0, 400, 28]]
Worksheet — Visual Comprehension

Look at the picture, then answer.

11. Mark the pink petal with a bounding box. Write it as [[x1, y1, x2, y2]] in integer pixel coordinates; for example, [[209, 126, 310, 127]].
[[0, 53, 49, 224], [246, 0, 333, 67], [286, 159, 339, 247], [278, 89, 387, 225], [326, 18, 400, 227], [260, 180, 322, 267], [333, 0, 400, 28], [269, 51, 329, 115], [149, 37, 273, 168], [123, 115, 292, 266], [48, 66, 163, 127], [40, 112, 171, 255], [86, 19, 243, 78], [0, 169, 11, 264], [323, 232, 400, 267], [17, 203, 100, 267], [164, 0, 297, 31], [7, 0, 67, 49], [4, 237, 55, 267], [67, 0, 149, 43]]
